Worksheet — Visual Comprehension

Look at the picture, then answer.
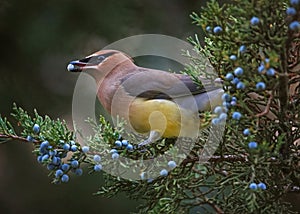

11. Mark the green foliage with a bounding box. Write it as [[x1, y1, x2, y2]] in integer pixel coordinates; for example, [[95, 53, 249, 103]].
[[11, 103, 74, 143], [0, 103, 74, 144]]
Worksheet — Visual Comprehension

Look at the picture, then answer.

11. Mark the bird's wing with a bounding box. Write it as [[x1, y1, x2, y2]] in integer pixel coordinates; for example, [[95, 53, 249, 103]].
[[120, 67, 221, 100]]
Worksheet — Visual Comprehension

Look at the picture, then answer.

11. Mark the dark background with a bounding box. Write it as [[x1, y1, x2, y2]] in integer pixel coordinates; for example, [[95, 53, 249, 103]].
[[0, 0, 207, 213]]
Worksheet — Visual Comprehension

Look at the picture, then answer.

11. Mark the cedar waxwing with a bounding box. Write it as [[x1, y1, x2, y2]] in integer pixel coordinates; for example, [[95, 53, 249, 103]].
[[67, 50, 223, 146]]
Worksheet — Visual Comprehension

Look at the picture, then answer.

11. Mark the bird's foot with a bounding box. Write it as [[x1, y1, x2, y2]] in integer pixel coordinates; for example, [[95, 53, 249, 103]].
[[138, 130, 162, 148]]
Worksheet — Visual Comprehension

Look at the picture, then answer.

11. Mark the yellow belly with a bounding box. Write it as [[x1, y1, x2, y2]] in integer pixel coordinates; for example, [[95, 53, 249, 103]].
[[128, 98, 199, 138]]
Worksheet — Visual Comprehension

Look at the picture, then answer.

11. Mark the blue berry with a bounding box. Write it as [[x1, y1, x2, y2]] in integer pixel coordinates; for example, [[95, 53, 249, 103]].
[[236, 82, 245, 90], [289, 21, 300, 30], [286, 7, 297, 15], [121, 140, 128, 146], [168, 161, 177, 169], [239, 45, 247, 53], [82, 146, 89, 153], [37, 155, 43, 163], [33, 124, 40, 134], [213, 26, 223, 34], [115, 140, 122, 147], [126, 144, 134, 150], [147, 178, 154, 183], [140, 172, 146, 180], [40, 141, 49, 149], [52, 157, 61, 165], [212, 118, 221, 125], [231, 77, 240, 85], [231, 96, 237, 102], [222, 101, 230, 108], [290, 0, 300, 5], [214, 106, 223, 115], [222, 93, 231, 102], [219, 113, 228, 121], [160, 169, 168, 176], [47, 164, 55, 170], [232, 112, 242, 120], [71, 145, 77, 152], [94, 164, 102, 171], [258, 182, 267, 190], [110, 149, 118, 153], [55, 169, 63, 178], [93, 155, 101, 162], [248, 141, 258, 149], [243, 128, 251, 136], [258, 64, 265, 73], [266, 68, 275, 76], [75, 168, 83, 176], [26, 135, 34, 142], [223, 106, 229, 113], [250, 16, 260, 25], [61, 163, 70, 171], [256, 82, 266, 90], [225, 73, 234, 80], [205, 26, 211, 32], [249, 183, 258, 189], [49, 150, 57, 156], [61, 174, 69, 183], [112, 153, 119, 159], [229, 55, 237, 60], [42, 154, 50, 162], [62, 143, 70, 151], [230, 101, 237, 106], [71, 160, 79, 168], [234, 67, 244, 76]]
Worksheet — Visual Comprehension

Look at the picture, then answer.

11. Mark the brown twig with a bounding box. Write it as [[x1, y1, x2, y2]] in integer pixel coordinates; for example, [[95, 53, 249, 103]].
[[255, 90, 274, 117], [0, 133, 39, 144], [182, 154, 248, 164]]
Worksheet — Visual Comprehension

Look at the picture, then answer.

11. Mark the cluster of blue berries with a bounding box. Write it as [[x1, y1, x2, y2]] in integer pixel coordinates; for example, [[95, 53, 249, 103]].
[[37, 140, 88, 183], [254, 58, 276, 91], [249, 182, 267, 190], [226, 66, 246, 90], [114, 139, 134, 151], [212, 93, 242, 125], [140, 160, 177, 181], [26, 123, 40, 142], [93, 154, 102, 171], [287, 0, 300, 30], [225, 46, 249, 91], [110, 148, 120, 159], [29, 124, 91, 183], [109, 138, 134, 159], [257, 58, 275, 77], [206, 25, 223, 34], [159, 160, 177, 177]]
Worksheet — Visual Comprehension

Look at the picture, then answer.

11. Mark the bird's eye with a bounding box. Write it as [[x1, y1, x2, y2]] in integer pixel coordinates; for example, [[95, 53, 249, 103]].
[[97, 55, 105, 60], [84, 55, 106, 65]]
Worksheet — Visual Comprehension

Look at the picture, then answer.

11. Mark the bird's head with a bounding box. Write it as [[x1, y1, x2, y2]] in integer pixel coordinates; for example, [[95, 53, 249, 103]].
[[67, 50, 134, 74]]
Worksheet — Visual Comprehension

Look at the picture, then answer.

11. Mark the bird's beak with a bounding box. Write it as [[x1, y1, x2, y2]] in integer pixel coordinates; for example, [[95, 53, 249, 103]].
[[67, 58, 98, 72], [67, 60, 87, 72]]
